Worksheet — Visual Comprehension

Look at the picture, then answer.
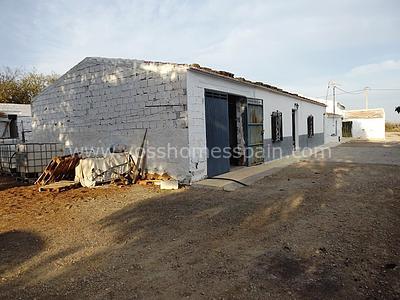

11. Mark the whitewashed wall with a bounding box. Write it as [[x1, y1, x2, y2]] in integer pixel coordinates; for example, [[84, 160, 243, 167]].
[[31, 57, 190, 180], [325, 99, 345, 115], [186, 69, 326, 181], [324, 115, 342, 143], [349, 118, 385, 140]]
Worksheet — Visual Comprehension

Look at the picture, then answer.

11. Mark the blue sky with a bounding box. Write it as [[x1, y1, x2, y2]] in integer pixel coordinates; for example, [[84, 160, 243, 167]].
[[1, 0, 399, 120]]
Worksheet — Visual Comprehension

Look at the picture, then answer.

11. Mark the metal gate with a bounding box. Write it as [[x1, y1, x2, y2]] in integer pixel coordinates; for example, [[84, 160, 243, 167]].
[[342, 121, 352, 137], [205, 90, 230, 177], [246, 98, 264, 166]]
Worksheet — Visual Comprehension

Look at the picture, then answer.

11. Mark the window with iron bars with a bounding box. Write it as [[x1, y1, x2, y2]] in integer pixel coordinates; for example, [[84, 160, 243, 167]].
[[307, 115, 314, 138], [271, 111, 283, 142]]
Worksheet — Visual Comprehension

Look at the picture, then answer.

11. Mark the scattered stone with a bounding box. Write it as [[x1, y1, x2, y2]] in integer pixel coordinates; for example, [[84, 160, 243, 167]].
[[160, 180, 179, 190]]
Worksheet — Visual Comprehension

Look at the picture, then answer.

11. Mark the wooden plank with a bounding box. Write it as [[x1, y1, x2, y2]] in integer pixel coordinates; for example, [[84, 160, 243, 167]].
[[38, 180, 80, 192], [137, 179, 161, 186], [132, 129, 147, 184]]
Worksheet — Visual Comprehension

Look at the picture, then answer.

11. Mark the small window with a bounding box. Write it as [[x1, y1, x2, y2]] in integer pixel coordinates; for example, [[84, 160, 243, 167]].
[[307, 115, 314, 138], [271, 111, 283, 142]]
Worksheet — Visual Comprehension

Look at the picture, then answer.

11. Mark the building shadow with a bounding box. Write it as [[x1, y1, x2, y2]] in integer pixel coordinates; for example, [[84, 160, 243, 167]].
[[1, 158, 399, 299], [0, 230, 44, 276]]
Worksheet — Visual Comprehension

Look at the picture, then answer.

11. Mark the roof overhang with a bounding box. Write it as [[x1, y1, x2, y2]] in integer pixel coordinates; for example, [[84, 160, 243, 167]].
[[188, 67, 326, 107]]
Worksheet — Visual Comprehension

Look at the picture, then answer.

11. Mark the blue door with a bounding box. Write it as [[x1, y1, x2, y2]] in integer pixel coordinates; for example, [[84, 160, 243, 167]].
[[205, 90, 230, 177]]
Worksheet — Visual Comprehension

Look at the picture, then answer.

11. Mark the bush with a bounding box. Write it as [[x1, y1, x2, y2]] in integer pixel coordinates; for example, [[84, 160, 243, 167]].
[[385, 122, 400, 132], [0, 67, 58, 104]]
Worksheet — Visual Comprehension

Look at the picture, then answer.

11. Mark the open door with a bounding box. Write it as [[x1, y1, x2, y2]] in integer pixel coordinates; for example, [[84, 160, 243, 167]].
[[342, 121, 352, 137], [246, 98, 264, 166]]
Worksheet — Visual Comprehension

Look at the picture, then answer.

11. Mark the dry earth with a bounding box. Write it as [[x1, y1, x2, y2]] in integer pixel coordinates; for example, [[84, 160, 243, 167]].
[[0, 137, 399, 299]]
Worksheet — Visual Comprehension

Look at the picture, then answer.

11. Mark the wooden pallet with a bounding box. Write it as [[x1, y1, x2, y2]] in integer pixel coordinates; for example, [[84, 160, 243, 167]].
[[38, 180, 80, 192], [35, 154, 80, 186]]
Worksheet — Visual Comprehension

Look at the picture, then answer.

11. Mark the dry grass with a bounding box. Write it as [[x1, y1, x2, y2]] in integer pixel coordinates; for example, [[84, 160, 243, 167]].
[[385, 122, 400, 132]]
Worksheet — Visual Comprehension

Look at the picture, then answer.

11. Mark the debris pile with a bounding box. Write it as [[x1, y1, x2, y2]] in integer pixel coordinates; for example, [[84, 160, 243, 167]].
[[35, 130, 179, 192], [75, 152, 134, 187], [137, 172, 179, 190], [35, 154, 80, 186]]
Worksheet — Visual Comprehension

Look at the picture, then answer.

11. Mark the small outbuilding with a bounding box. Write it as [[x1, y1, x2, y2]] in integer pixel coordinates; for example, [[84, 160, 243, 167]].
[[31, 57, 327, 183], [0, 103, 32, 142], [324, 100, 345, 144], [343, 108, 385, 140]]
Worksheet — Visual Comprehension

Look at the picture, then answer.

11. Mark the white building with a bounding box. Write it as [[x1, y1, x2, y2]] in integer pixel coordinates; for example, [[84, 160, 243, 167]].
[[324, 100, 345, 143], [31, 57, 326, 183], [0, 103, 32, 142], [343, 108, 385, 140]]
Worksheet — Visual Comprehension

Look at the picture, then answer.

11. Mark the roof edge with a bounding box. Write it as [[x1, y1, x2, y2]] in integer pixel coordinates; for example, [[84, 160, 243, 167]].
[[188, 66, 326, 107]]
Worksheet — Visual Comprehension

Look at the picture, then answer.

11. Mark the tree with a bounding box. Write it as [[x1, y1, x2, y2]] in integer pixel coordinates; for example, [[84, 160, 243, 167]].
[[0, 67, 58, 104], [396, 106, 400, 114]]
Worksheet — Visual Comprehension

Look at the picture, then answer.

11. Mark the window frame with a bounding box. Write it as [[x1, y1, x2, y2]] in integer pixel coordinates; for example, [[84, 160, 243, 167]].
[[307, 115, 314, 138], [271, 111, 283, 143]]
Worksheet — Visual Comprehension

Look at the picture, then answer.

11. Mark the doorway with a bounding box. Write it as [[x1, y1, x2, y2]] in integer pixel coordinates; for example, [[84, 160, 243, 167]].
[[8, 115, 18, 138], [342, 121, 352, 137], [228, 95, 239, 166], [205, 90, 264, 177]]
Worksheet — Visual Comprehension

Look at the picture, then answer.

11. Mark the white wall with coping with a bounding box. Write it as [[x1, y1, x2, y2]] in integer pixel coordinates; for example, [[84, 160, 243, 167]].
[[186, 69, 326, 182], [323, 100, 344, 144], [31, 57, 191, 181], [325, 99, 345, 115], [324, 115, 342, 143], [0, 103, 31, 116], [348, 118, 385, 140]]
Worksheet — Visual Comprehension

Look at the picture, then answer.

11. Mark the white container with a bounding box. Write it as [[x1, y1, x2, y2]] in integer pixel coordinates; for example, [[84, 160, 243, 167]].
[[0, 144, 17, 173], [16, 143, 64, 176]]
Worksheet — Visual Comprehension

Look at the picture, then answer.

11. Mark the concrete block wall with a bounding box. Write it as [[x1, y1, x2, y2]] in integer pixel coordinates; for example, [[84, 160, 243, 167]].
[[31, 57, 190, 180], [186, 75, 208, 182], [19, 116, 33, 142]]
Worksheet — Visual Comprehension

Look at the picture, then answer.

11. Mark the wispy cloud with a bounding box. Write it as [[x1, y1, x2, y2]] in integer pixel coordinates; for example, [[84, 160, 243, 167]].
[[348, 60, 400, 77]]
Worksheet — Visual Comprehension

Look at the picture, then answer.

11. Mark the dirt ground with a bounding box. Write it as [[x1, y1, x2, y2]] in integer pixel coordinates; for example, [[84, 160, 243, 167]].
[[0, 136, 399, 299]]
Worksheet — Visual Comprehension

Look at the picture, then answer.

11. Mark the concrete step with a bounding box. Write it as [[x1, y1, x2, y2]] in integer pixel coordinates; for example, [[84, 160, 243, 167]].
[[192, 142, 341, 191]]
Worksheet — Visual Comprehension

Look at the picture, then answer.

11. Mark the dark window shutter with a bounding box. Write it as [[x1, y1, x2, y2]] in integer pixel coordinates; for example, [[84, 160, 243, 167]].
[[272, 111, 283, 142], [311, 116, 314, 136], [307, 115, 314, 138], [271, 112, 277, 142]]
